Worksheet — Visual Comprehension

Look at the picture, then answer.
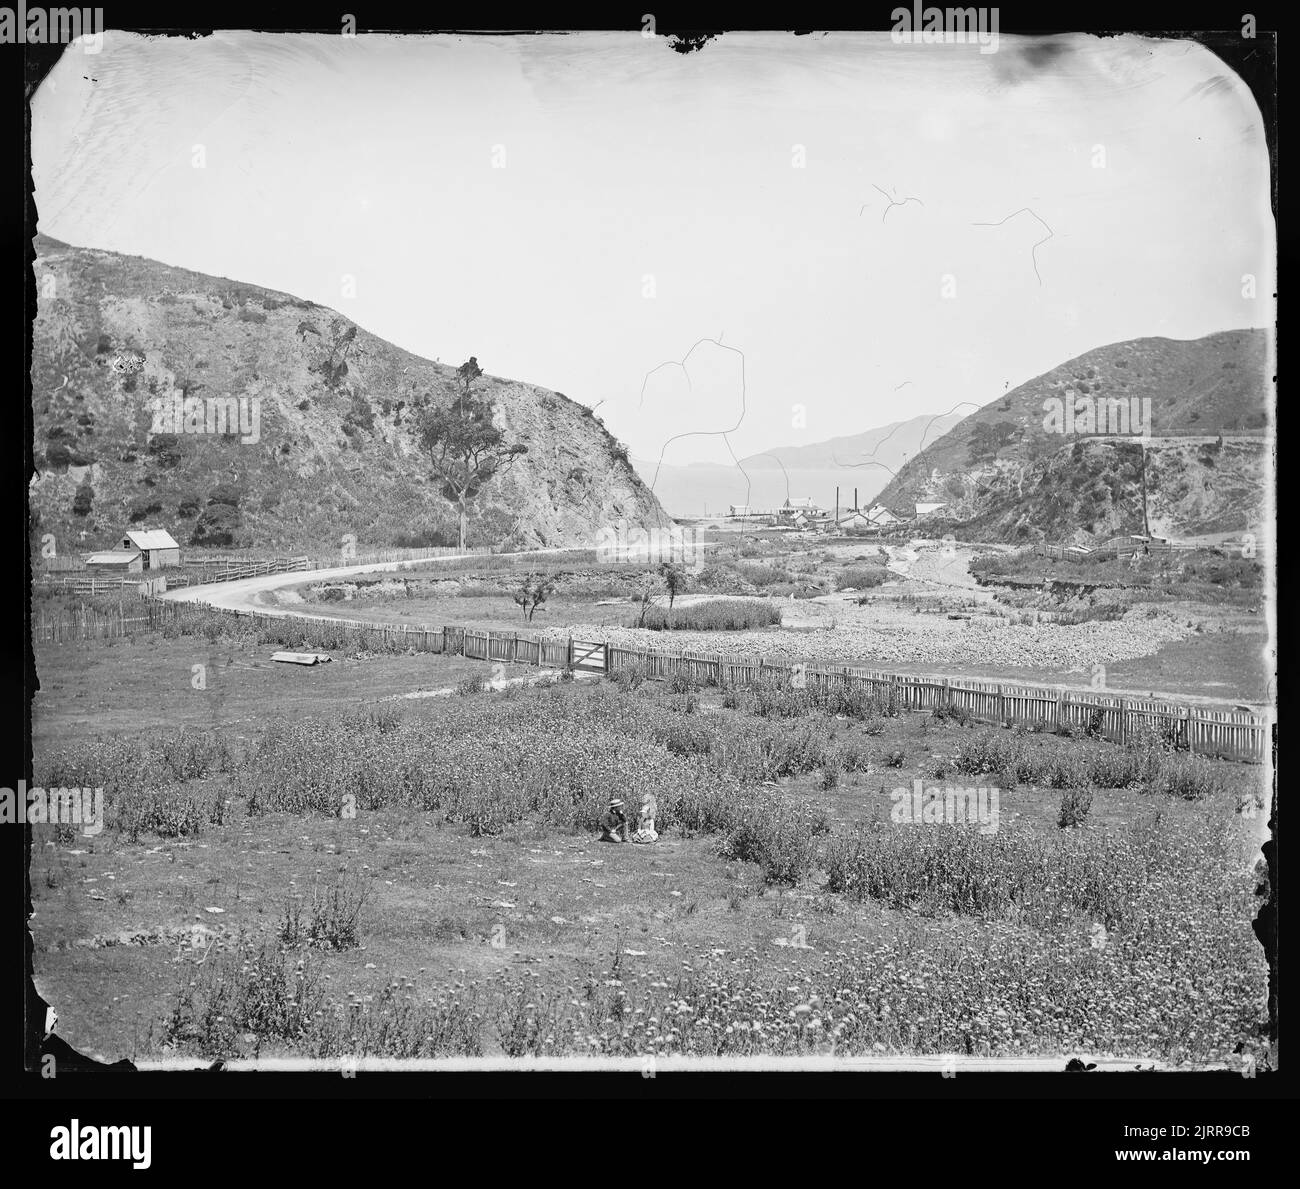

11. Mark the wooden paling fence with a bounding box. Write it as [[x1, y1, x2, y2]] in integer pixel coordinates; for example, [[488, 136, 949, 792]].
[[33, 599, 190, 642], [601, 649, 1269, 764], [1032, 541, 1204, 562], [33, 574, 163, 598], [37, 597, 1271, 764]]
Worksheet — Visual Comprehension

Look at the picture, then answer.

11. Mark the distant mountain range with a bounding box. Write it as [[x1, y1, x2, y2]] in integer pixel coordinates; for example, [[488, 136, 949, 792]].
[[632, 412, 966, 517]]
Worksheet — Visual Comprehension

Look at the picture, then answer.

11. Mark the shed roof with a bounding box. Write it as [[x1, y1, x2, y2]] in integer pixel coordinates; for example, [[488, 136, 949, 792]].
[[124, 529, 180, 550], [87, 550, 142, 565]]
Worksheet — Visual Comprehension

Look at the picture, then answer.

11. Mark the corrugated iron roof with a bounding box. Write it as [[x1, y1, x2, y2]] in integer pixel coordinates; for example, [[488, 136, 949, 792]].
[[123, 529, 180, 550]]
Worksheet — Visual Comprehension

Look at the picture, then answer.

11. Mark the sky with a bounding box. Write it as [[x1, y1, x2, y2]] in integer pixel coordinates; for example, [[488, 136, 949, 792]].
[[32, 31, 1274, 468]]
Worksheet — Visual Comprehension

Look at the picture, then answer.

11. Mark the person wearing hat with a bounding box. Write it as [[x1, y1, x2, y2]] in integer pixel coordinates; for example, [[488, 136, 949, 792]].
[[599, 797, 629, 843]]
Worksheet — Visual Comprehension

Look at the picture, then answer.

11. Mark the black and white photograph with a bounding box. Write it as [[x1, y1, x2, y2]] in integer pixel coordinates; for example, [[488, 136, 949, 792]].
[[19, 7, 1278, 1136]]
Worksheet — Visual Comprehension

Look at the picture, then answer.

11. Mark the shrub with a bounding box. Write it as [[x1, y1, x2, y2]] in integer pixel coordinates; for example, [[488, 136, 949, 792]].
[[932, 702, 973, 726], [835, 566, 890, 591], [207, 483, 243, 508], [1058, 786, 1094, 828], [191, 504, 242, 547], [638, 599, 782, 631], [147, 433, 183, 467], [718, 804, 816, 885], [836, 740, 873, 773], [114, 783, 222, 842], [280, 872, 372, 951], [668, 670, 699, 695], [608, 661, 648, 691], [162, 936, 323, 1056], [734, 562, 791, 587]]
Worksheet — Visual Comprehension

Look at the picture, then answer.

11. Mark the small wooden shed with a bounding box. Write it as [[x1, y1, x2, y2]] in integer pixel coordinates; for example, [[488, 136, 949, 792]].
[[122, 529, 181, 569], [86, 549, 144, 573]]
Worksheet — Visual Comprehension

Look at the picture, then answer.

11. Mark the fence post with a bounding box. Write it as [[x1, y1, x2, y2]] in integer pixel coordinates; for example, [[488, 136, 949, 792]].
[[1056, 693, 1065, 733], [1185, 707, 1195, 755], [1118, 698, 1127, 745]]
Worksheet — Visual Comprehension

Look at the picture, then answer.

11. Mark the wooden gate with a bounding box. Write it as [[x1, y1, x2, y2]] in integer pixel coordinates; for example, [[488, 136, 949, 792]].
[[569, 639, 607, 673]]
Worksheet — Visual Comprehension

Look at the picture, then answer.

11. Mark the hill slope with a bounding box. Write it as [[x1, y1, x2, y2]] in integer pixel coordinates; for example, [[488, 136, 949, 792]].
[[29, 235, 670, 553], [872, 330, 1272, 542]]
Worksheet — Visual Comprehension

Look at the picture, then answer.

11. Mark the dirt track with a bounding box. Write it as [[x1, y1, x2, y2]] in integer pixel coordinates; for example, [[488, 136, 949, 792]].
[[158, 550, 570, 619]]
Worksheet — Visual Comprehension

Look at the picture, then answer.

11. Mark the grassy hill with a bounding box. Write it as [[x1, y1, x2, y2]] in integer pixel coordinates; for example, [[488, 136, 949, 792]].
[[872, 330, 1272, 543], [29, 235, 670, 554]]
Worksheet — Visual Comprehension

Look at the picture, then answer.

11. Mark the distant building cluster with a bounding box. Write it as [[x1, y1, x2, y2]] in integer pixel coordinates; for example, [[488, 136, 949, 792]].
[[723, 497, 946, 533]]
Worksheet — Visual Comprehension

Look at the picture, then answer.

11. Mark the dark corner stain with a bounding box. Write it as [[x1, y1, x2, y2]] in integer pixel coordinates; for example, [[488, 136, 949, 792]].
[[667, 32, 718, 54], [27, 959, 138, 1072], [1251, 754, 1277, 1050]]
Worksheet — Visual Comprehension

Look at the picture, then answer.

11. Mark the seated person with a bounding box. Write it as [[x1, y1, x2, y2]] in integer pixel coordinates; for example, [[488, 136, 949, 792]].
[[631, 791, 658, 844], [599, 797, 629, 843]]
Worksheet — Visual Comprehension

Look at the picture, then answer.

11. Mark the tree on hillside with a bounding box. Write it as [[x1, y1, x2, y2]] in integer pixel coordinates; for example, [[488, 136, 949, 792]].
[[967, 420, 1017, 465], [415, 357, 528, 551]]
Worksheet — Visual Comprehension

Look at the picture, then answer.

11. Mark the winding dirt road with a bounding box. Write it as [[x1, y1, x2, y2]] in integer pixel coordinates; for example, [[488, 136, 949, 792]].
[[158, 550, 570, 619]]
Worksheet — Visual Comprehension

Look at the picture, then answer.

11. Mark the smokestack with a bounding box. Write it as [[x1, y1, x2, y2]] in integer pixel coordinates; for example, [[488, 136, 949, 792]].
[[854, 487, 858, 511], [835, 486, 839, 524]]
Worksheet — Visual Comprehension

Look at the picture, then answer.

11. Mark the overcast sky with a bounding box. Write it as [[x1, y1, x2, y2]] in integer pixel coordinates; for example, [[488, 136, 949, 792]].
[[33, 31, 1273, 466]]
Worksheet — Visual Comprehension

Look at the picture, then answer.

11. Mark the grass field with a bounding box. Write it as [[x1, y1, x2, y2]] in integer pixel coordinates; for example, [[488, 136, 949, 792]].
[[29, 640, 1270, 1066], [32, 637, 530, 749]]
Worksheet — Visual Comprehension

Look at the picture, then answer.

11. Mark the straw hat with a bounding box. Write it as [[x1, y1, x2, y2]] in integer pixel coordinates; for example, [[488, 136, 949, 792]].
[[609, 797, 625, 808]]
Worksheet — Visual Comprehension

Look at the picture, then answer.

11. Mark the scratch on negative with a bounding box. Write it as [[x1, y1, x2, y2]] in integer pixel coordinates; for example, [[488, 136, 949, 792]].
[[972, 207, 1054, 286]]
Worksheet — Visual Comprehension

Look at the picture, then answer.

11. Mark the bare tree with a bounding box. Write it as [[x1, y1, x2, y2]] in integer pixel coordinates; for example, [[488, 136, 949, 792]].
[[635, 582, 658, 627]]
